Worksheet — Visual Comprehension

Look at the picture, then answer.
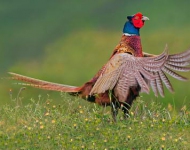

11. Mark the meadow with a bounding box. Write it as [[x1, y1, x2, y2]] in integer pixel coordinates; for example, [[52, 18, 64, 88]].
[[0, 93, 190, 149]]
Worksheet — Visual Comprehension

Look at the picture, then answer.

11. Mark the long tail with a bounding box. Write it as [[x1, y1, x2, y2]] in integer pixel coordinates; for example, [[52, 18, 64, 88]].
[[8, 72, 81, 93]]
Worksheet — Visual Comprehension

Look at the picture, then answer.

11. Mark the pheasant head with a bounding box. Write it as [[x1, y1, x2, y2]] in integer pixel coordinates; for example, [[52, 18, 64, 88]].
[[123, 12, 149, 35]]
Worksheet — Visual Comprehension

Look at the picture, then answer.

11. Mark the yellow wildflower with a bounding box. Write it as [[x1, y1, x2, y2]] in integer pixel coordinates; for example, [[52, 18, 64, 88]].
[[168, 103, 173, 111], [161, 137, 165, 141], [45, 112, 49, 116]]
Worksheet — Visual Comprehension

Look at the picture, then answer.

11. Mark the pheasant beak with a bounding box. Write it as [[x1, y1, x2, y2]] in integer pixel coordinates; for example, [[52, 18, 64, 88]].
[[142, 16, 149, 21]]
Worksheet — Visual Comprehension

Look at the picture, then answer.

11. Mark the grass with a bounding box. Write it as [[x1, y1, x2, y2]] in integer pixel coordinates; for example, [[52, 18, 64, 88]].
[[0, 92, 190, 149]]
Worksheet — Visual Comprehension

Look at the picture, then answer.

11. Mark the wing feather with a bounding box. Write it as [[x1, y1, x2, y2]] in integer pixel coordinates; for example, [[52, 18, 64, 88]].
[[144, 47, 190, 96], [89, 55, 124, 94], [135, 71, 150, 93], [114, 70, 133, 101], [155, 72, 164, 97], [169, 49, 190, 58], [164, 63, 190, 72], [150, 79, 158, 97], [167, 61, 190, 67], [162, 66, 188, 81], [158, 70, 174, 93]]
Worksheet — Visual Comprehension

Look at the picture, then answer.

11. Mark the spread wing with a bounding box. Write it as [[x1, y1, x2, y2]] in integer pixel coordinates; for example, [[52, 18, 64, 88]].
[[144, 48, 190, 97], [90, 46, 190, 101], [90, 48, 168, 101]]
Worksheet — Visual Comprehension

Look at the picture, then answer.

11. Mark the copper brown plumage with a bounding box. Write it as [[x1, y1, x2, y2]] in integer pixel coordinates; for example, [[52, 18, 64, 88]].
[[8, 12, 190, 121]]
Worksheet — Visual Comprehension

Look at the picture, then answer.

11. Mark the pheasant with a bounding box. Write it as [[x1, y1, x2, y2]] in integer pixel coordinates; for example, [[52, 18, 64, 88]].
[[8, 12, 190, 121]]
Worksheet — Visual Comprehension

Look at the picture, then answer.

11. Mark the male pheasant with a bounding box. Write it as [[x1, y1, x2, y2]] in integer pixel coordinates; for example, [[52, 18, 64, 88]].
[[8, 12, 190, 121]]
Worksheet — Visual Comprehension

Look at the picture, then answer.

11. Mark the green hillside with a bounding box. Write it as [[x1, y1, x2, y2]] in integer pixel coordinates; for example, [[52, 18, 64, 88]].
[[1, 0, 190, 107]]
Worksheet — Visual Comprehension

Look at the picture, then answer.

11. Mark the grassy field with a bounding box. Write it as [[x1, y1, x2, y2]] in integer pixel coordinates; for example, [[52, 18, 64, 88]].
[[0, 93, 189, 149]]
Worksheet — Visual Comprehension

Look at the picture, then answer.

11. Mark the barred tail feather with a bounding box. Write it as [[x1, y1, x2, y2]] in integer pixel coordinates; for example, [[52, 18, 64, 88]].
[[8, 72, 80, 93]]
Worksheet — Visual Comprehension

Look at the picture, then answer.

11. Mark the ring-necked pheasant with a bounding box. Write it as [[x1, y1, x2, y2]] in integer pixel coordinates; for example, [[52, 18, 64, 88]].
[[8, 12, 190, 121]]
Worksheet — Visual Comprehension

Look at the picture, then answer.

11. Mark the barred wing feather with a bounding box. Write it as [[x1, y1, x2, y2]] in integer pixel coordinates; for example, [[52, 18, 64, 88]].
[[148, 48, 190, 97]]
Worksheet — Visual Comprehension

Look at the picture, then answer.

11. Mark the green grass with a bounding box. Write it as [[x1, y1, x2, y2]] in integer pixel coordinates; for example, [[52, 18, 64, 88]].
[[0, 93, 190, 149]]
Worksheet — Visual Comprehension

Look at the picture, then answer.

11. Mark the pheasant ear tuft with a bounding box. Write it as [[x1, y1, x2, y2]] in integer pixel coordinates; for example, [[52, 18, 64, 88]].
[[127, 12, 143, 21], [134, 12, 143, 19], [127, 16, 133, 21]]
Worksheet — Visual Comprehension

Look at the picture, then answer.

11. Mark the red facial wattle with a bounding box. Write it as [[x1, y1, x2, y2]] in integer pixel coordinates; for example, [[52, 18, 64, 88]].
[[131, 12, 145, 28], [132, 18, 144, 28]]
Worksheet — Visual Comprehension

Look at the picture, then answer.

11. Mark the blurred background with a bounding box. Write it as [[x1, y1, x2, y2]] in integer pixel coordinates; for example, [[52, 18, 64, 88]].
[[0, 0, 190, 108]]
